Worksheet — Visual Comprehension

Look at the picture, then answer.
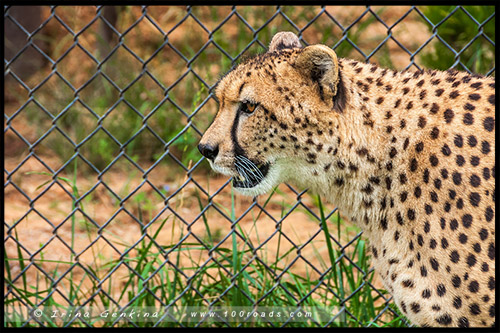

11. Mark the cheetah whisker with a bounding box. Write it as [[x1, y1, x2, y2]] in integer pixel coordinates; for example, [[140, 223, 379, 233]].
[[236, 155, 265, 181]]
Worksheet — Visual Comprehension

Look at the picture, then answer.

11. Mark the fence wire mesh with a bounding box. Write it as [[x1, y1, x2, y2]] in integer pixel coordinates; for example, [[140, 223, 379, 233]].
[[4, 5, 495, 327]]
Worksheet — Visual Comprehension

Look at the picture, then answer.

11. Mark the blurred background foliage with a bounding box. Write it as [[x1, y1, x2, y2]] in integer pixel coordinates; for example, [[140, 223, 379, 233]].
[[5, 6, 495, 174], [419, 5, 495, 74]]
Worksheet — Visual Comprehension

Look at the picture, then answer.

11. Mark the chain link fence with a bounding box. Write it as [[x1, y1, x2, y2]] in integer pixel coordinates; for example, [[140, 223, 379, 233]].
[[4, 5, 495, 327]]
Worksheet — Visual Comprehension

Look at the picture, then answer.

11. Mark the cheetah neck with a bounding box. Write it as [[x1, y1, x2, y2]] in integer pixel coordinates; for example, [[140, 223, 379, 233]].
[[285, 60, 439, 254]]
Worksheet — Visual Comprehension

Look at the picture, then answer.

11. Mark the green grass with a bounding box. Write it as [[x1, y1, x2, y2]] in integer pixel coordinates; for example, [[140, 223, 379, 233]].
[[4, 174, 408, 327]]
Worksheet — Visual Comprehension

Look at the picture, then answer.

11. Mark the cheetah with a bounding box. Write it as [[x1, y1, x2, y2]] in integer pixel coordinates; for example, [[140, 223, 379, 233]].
[[198, 32, 495, 327]]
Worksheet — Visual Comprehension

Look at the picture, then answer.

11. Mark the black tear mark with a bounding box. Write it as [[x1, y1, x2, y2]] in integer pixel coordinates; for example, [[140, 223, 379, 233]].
[[238, 82, 246, 96], [231, 109, 246, 157]]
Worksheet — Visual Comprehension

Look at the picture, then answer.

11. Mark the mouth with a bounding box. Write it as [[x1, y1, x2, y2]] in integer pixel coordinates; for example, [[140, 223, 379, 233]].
[[233, 155, 270, 189]]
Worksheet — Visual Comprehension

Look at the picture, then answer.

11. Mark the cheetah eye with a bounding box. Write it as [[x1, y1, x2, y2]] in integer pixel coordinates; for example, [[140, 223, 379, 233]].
[[240, 101, 258, 114]]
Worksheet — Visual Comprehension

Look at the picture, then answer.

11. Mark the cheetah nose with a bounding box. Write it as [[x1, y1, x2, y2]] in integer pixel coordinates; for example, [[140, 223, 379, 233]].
[[198, 143, 219, 161]]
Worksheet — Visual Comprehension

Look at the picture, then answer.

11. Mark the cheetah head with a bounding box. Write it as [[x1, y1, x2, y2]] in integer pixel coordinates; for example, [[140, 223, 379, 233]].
[[198, 32, 343, 196]]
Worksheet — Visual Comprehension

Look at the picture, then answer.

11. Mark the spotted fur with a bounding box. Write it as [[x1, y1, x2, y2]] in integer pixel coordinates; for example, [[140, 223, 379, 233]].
[[199, 32, 495, 327]]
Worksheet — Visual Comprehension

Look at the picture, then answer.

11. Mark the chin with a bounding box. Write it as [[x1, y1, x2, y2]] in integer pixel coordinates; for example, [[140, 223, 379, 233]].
[[233, 177, 276, 197]]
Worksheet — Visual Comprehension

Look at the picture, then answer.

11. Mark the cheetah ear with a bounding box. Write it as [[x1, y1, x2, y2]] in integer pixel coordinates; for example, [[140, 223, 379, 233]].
[[294, 44, 341, 106], [268, 31, 302, 53]]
